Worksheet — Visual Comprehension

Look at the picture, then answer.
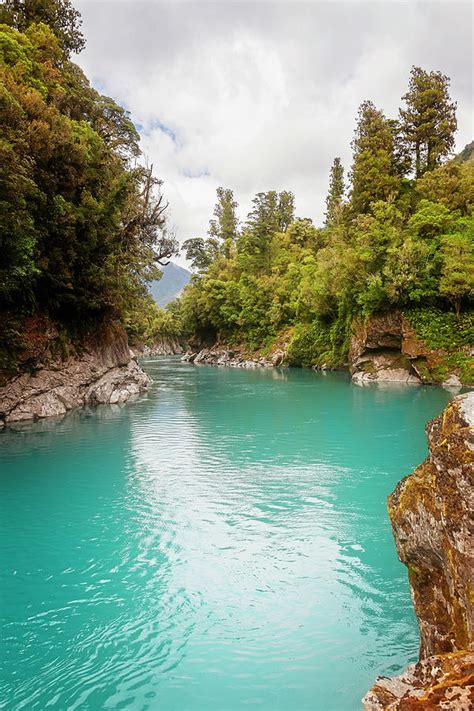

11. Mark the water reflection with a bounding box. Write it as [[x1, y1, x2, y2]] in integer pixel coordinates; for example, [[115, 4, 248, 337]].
[[0, 358, 451, 710]]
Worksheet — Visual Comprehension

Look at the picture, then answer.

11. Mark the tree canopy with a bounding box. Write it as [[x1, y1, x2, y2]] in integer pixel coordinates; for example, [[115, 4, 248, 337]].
[[176, 66, 473, 368], [0, 2, 176, 338], [1, 0, 85, 55]]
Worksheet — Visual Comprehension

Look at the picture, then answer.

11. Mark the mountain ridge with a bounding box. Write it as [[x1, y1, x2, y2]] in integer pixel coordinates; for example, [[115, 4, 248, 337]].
[[148, 262, 191, 307]]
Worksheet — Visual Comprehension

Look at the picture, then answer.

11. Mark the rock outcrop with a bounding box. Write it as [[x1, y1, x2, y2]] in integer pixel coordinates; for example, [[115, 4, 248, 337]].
[[363, 392, 474, 708], [133, 335, 186, 357], [350, 311, 472, 386], [182, 345, 287, 369], [0, 319, 151, 425], [364, 651, 474, 710]]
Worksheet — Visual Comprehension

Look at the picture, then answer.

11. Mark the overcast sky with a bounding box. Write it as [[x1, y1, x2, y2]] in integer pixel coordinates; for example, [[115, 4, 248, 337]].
[[76, 1, 473, 264]]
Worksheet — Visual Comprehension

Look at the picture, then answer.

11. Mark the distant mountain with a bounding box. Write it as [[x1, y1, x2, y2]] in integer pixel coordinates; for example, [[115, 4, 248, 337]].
[[148, 262, 191, 307]]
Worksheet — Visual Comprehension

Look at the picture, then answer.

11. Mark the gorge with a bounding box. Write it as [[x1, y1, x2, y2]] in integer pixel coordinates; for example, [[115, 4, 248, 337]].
[[0, 1, 472, 709]]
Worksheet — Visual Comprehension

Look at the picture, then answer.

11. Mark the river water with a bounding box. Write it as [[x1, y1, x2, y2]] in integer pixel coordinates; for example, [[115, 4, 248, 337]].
[[0, 358, 451, 710]]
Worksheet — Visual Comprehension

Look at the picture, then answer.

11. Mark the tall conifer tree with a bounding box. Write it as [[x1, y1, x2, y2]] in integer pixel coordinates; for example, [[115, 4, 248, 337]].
[[208, 187, 239, 259], [350, 100, 399, 214], [399, 67, 457, 177], [325, 157, 345, 226]]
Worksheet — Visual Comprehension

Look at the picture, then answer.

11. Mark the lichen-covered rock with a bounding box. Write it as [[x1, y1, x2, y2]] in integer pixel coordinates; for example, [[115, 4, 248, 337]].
[[363, 650, 474, 710], [389, 393, 474, 657], [0, 321, 151, 424], [364, 393, 474, 708]]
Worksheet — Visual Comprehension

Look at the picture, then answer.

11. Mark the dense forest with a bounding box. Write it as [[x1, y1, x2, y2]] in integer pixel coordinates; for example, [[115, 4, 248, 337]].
[[176, 70, 473, 375], [1, 1, 472, 378], [0, 0, 176, 365]]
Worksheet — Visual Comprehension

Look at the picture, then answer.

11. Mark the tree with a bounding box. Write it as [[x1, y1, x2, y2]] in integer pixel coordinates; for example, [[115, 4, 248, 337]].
[[208, 187, 238, 259], [245, 190, 295, 236], [92, 95, 141, 162], [439, 232, 474, 317], [416, 161, 474, 216], [121, 165, 176, 268], [182, 237, 220, 273], [350, 100, 400, 213], [1, 0, 86, 55], [324, 157, 345, 226], [399, 66, 457, 177], [277, 191, 295, 232], [0, 21, 172, 323]]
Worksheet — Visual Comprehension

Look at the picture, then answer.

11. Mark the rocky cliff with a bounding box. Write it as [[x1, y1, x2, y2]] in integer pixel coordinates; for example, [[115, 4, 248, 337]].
[[363, 392, 474, 709], [133, 335, 186, 357], [350, 311, 473, 387], [0, 317, 151, 426]]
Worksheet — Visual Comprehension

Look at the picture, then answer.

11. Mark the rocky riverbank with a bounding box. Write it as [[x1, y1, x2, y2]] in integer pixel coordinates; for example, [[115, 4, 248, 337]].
[[363, 392, 474, 709], [0, 319, 151, 426], [183, 311, 472, 389], [182, 345, 287, 368]]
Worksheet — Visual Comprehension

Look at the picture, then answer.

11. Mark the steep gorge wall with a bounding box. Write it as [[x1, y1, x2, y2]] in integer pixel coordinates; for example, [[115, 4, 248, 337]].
[[133, 335, 186, 357], [0, 317, 151, 426], [363, 392, 474, 709]]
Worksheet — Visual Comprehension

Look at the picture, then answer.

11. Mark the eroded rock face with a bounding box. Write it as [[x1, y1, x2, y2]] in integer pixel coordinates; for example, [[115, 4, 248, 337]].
[[0, 321, 151, 424], [350, 312, 473, 386], [133, 336, 186, 357], [363, 392, 474, 708], [350, 312, 421, 385], [390, 393, 474, 657]]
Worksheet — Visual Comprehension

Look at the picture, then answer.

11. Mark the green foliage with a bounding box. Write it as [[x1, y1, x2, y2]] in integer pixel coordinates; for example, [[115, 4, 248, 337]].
[[324, 157, 345, 226], [404, 307, 474, 349], [439, 232, 474, 316], [286, 316, 349, 369], [123, 292, 184, 346], [1, 0, 85, 56], [350, 100, 400, 213], [176, 65, 472, 368], [0, 14, 175, 343], [427, 352, 473, 384], [208, 187, 239, 259], [400, 66, 457, 177]]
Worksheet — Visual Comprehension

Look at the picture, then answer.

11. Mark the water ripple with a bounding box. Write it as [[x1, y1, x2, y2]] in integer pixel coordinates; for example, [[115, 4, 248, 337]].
[[0, 358, 452, 710]]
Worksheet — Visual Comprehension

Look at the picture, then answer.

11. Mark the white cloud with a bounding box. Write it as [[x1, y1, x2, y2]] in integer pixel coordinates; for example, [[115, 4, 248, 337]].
[[75, 1, 473, 265]]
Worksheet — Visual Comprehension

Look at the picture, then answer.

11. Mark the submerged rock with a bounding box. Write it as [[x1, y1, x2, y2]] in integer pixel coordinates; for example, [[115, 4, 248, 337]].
[[0, 321, 151, 425], [363, 392, 474, 708]]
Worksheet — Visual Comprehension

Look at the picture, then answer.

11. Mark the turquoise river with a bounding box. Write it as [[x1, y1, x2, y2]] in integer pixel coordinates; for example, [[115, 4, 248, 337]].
[[0, 358, 452, 710]]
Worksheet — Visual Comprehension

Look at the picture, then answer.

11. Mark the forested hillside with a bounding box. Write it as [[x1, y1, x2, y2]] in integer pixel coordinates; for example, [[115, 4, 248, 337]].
[[178, 71, 473, 379], [0, 0, 176, 367]]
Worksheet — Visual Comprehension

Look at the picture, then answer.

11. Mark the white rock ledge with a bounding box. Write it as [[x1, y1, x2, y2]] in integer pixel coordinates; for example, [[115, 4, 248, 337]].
[[352, 368, 421, 386], [0, 347, 151, 425]]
